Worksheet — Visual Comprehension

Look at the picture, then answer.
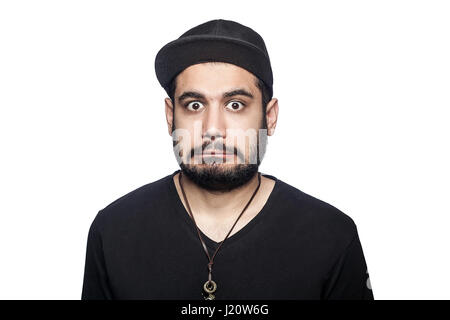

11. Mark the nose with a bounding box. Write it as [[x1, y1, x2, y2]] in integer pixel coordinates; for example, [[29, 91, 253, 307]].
[[203, 103, 227, 141]]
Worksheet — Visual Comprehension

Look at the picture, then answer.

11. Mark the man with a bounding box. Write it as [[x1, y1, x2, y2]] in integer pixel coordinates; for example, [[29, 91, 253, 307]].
[[81, 19, 374, 300]]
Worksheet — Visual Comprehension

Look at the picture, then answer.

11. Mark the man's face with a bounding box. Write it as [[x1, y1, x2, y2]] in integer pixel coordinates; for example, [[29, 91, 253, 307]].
[[168, 62, 268, 192]]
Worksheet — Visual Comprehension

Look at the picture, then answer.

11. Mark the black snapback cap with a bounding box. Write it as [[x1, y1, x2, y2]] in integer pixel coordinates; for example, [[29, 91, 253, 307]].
[[154, 19, 273, 99]]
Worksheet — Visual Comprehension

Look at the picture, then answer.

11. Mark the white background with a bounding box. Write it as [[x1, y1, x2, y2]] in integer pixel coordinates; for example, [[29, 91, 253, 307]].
[[0, 0, 449, 300]]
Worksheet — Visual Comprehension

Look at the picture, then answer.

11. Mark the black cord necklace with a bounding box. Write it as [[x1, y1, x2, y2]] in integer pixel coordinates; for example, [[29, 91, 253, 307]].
[[178, 171, 262, 300]]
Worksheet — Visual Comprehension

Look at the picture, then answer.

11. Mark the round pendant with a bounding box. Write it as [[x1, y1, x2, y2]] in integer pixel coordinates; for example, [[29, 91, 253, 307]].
[[203, 280, 217, 293], [203, 280, 217, 300]]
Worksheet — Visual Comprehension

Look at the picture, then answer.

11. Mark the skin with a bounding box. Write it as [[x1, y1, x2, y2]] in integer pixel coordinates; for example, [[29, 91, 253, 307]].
[[165, 62, 279, 242]]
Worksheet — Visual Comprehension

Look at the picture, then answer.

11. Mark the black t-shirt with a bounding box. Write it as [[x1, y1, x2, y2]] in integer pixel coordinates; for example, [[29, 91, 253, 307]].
[[81, 169, 374, 300]]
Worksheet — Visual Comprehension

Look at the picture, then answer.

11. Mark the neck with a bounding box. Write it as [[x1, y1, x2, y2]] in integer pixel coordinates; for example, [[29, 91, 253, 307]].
[[177, 170, 260, 221]]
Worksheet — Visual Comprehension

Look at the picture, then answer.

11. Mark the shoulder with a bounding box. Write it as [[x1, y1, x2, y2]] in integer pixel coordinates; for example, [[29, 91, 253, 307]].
[[272, 176, 358, 246], [90, 172, 174, 233]]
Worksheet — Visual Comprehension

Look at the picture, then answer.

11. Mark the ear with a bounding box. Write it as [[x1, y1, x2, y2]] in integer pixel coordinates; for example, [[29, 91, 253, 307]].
[[165, 97, 174, 136], [265, 98, 279, 136]]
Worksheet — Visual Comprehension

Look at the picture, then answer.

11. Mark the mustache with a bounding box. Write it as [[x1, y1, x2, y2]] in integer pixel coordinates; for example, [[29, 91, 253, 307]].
[[190, 141, 243, 160]]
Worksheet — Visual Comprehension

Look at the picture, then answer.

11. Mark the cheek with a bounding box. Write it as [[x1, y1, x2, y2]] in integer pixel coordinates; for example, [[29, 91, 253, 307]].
[[225, 128, 259, 156], [172, 129, 195, 159]]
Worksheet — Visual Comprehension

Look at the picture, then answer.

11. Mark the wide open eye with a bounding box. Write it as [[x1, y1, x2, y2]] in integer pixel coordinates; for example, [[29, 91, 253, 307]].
[[225, 101, 245, 112], [185, 101, 205, 112]]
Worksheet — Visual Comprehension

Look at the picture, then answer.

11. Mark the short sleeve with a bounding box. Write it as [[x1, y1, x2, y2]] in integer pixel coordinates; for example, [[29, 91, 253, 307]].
[[81, 211, 114, 300], [322, 230, 374, 300]]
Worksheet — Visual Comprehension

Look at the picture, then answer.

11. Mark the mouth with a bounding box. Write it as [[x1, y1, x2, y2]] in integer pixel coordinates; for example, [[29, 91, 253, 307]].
[[202, 153, 235, 157], [202, 150, 235, 156]]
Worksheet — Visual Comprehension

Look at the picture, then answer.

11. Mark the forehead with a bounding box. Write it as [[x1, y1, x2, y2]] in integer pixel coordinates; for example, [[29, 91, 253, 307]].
[[175, 62, 259, 97]]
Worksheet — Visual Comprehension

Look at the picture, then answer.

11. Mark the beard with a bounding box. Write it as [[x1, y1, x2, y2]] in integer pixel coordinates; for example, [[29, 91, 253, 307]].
[[173, 115, 268, 192], [179, 162, 259, 192]]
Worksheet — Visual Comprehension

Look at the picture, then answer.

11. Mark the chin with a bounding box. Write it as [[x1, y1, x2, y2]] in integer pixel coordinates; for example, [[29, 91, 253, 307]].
[[179, 161, 259, 191]]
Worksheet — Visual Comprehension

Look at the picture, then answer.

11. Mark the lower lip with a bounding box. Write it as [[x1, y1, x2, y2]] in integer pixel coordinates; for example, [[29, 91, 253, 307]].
[[202, 153, 235, 157]]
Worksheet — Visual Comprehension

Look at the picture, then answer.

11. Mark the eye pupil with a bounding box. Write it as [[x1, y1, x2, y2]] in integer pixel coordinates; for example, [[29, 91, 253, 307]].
[[232, 102, 239, 110], [192, 103, 200, 110]]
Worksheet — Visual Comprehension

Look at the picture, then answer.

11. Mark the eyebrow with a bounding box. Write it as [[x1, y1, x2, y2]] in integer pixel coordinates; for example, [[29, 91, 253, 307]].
[[177, 89, 254, 104]]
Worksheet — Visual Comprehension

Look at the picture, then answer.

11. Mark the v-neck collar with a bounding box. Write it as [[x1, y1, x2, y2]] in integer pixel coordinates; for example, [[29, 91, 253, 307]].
[[167, 169, 280, 251]]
